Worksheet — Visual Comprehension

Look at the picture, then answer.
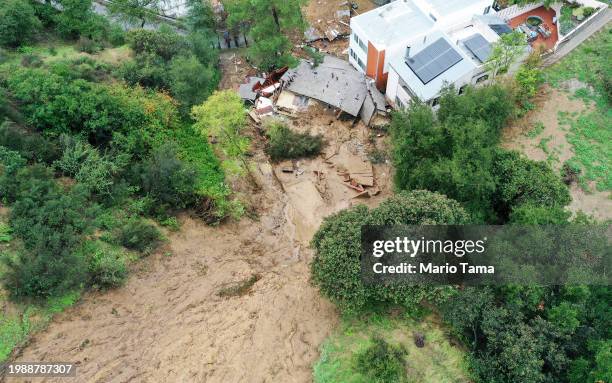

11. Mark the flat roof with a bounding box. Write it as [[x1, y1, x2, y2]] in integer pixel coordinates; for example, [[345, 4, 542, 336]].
[[390, 31, 477, 101], [406, 38, 464, 84], [427, 0, 489, 18], [351, 1, 434, 47]]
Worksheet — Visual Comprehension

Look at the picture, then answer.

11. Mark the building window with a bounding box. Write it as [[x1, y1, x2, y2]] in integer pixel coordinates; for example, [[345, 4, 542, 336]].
[[357, 57, 365, 70], [430, 97, 440, 107], [458, 85, 467, 95], [353, 34, 368, 54], [484, 6, 491, 14], [395, 96, 405, 109], [349, 48, 358, 61], [358, 39, 367, 53], [476, 74, 489, 83]]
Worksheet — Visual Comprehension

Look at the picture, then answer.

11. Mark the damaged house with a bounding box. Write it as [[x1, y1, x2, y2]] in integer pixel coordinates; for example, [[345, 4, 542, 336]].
[[278, 55, 387, 126]]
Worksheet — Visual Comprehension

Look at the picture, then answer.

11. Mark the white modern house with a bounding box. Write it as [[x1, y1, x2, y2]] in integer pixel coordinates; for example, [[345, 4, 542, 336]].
[[349, 0, 608, 108], [348, 0, 494, 94], [386, 13, 516, 108]]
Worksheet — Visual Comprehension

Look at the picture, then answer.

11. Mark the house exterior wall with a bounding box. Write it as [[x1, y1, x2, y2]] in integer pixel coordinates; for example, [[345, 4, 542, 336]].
[[348, 23, 369, 73], [412, 0, 494, 30], [385, 67, 414, 109]]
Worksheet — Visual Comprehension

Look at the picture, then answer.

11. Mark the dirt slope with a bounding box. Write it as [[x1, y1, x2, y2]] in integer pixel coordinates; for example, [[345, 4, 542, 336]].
[[9, 170, 338, 382]]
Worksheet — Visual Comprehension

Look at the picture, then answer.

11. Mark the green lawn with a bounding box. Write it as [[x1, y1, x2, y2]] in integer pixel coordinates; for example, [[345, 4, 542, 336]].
[[313, 312, 471, 383]]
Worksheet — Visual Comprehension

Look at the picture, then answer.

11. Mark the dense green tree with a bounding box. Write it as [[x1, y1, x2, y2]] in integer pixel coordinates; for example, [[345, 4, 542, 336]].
[[485, 30, 527, 77], [0, 0, 41, 47], [108, 0, 161, 28], [192, 90, 254, 182], [117, 52, 171, 89], [493, 150, 571, 220], [311, 190, 469, 313], [185, 0, 216, 32], [54, 0, 101, 39], [225, 0, 307, 70], [0, 146, 27, 201], [169, 54, 219, 113], [125, 27, 186, 60], [392, 86, 516, 221], [4, 67, 178, 155], [0, 121, 61, 164]]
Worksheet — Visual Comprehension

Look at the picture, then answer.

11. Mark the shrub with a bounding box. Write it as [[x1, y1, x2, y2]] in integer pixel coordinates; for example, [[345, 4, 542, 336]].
[[48, 57, 113, 82], [0, 121, 61, 164], [509, 204, 571, 224], [53, 0, 107, 41], [75, 37, 102, 54], [116, 53, 171, 90], [54, 135, 94, 176], [20, 53, 43, 68], [126, 28, 186, 61], [0, 222, 12, 242], [4, 67, 179, 154], [108, 24, 126, 47], [0, 0, 41, 47], [582, 6, 596, 18], [115, 218, 162, 254], [80, 240, 128, 289], [2, 171, 96, 298], [55, 135, 123, 197], [265, 120, 324, 161], [139, 142, 197, 212], [355, 337, 407, 383], [561, 160, 581, 185], [0, 146, 26, 201]]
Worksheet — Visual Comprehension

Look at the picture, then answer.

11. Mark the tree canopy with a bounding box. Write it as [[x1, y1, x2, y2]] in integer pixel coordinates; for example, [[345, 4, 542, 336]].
[[225, 0, 307, 70]]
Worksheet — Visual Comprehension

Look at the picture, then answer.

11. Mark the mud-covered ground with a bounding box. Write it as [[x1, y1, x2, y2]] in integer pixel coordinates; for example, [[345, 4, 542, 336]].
[[502, 85, 611, 220], [9, 54, 392, 381]]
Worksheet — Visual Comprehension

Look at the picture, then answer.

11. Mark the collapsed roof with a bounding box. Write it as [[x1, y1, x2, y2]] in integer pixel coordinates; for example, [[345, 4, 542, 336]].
[[281, 56, 386, 120]]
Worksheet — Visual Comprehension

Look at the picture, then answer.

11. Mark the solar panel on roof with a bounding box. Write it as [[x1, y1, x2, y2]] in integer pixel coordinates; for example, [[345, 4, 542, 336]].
[[405, 38, 463, 85], [463, 34, 492, 63], [489, 23, 513, 36]]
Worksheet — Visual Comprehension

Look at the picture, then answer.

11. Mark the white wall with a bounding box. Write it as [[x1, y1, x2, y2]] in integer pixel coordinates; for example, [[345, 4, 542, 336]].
[[435, 0, 495, 30], [495, 1, 544, 21], [385, 66, 413, 108], [348, 22, 369, 73]]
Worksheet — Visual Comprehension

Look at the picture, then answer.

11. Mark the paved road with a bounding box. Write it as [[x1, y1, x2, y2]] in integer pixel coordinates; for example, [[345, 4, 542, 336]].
[[544, 8, 611, 66]]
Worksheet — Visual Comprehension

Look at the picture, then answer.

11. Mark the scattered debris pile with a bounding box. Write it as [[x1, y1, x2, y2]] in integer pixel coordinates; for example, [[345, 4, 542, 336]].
[[329, 140, 380, 198], [304, 1, 353, 43], [238, 67, 288, 121]]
